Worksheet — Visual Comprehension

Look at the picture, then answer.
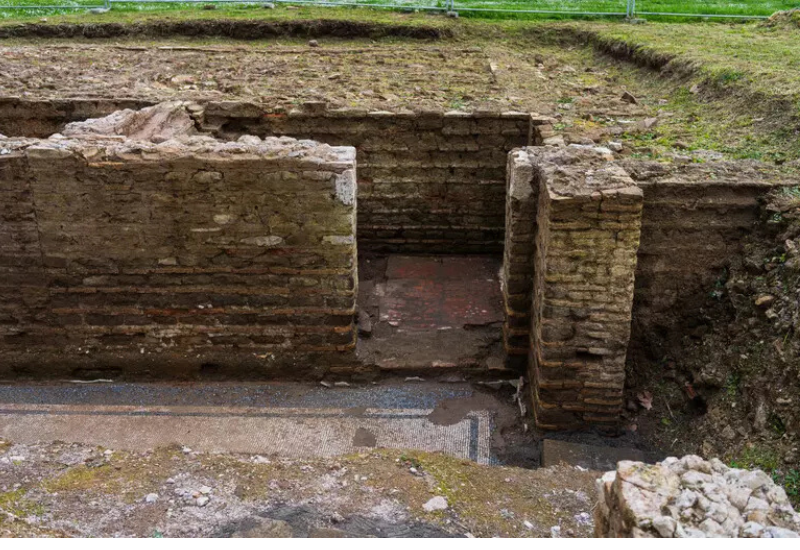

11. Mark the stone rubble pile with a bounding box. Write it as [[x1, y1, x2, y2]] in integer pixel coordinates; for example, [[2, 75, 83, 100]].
[[595, 455, 800, 538]]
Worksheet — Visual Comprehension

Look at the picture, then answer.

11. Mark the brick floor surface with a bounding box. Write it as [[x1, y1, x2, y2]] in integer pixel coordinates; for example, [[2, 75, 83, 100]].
[[380, 256, 502, 330]]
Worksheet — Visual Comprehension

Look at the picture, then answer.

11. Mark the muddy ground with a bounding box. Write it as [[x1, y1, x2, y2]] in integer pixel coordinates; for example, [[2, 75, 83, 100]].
[[0, 441, 597, 538]]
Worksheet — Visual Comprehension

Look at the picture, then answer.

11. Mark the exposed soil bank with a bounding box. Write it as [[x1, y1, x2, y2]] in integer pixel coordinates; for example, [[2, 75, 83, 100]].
[[0, 19, 448, 40]]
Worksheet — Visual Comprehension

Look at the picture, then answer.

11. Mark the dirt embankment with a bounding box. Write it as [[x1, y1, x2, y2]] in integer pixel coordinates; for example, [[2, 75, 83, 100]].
[[554, 25, 799, 120], [627, 186, 800, 505], [0, 18, 449, 41]]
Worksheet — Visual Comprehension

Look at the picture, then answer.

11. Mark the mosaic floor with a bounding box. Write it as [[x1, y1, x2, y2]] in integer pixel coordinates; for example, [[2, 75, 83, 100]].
[[0, 382, 496, 464]]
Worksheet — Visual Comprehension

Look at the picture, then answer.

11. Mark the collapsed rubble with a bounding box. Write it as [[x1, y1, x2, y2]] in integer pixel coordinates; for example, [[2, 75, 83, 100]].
[[595, 455, 800, 538]]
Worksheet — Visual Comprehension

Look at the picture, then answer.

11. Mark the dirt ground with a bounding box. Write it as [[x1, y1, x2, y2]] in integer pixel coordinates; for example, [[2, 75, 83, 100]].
[[622, 187, 800, 506], [0, 31, 647, 128], [0, 440, 598, 538]]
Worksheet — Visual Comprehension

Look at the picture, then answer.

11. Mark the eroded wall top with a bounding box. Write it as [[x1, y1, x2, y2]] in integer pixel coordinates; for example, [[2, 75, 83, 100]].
[[0, 112, 358, 379]]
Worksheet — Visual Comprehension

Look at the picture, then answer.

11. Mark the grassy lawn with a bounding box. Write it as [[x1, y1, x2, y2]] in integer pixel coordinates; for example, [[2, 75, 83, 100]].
[[0, 0, 798, 19]]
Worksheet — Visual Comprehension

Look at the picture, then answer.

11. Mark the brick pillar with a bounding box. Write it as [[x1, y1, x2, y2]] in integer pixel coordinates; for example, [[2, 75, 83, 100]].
[[501, 150, 538, 367], [527, 147, 643, 429]]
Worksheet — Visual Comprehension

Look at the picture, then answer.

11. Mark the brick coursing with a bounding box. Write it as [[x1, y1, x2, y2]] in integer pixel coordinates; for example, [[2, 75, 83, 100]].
[[501, 149, 538, 364], [0, 99, 559, 255], [0, 135, 358, 378], [202, 103, 538, 253], [620, 160, 794, 334], [506, 146, 642, 429]]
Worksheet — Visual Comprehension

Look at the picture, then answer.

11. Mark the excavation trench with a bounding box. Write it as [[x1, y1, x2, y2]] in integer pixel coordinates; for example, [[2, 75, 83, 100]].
[[0, 100, 795, 435]]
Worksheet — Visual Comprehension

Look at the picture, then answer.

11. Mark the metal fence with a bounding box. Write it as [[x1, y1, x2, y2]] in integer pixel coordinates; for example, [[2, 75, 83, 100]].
[[0, 0, 794, 20]]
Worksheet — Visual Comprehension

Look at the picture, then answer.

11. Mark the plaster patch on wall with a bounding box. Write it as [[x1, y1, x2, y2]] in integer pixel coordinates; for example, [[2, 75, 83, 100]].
[[509, 150, 534, 200], [335, 168, 356, 206], [323, 235, 355, 245], [240, 236, 284, 247]]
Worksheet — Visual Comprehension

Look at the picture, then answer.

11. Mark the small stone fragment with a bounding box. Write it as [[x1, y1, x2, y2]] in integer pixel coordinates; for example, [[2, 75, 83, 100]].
[[638, 117, 659, 131], [745, 497, 770, 512], [755, 295, 775, 308], [423, 496, 448, 512], [740, 522, 764, 538], [763, 527, 799, 538], [358, 310, 372, 337], [653, 516, 677, 538], [675, 489, 699, 509], [621, 91, 638, 104], [698, 518, 725, 537], [237, 135, 261, 147]]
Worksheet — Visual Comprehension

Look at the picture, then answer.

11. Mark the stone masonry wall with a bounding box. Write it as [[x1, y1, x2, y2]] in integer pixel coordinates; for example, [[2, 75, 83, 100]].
[[0, 99, 556, 254], [0, 133, 358, 379], [508, 146, 643, 430], [501, 149, 538, 365], [502, 157, 796, 378], [596, 456, 800, 538], [202, 102, 542, 253]]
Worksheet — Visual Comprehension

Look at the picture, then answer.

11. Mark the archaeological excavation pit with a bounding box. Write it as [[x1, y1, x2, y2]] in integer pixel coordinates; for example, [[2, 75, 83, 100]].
[[1, 95, 797, 433]]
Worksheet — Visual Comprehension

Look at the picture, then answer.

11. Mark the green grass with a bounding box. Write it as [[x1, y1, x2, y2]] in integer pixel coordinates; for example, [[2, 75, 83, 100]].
[[565, 18, 800, 163], [0, 489, 45, 520], [0, 0, 797, 20]]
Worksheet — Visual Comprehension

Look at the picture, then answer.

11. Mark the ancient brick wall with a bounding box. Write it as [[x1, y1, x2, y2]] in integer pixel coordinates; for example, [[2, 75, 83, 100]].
[[0, 134, 357, 379], [620, 160, 792, 336], [501, 149, 538, 365], [202, 103, 538, 253], [503, 146, 643, 429], [531, 147, 642, 429], [0, 99, 545, 254], [502, 156, 796, 382]]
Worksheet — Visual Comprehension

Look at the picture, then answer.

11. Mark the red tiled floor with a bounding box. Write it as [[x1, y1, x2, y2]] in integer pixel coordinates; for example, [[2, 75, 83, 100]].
[[379, 256, 502, 330]]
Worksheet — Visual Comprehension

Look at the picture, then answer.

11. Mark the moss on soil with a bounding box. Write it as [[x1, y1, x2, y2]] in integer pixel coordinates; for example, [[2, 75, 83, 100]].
[[43, 447, 178, 504], [0, 488, 45, 520]]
